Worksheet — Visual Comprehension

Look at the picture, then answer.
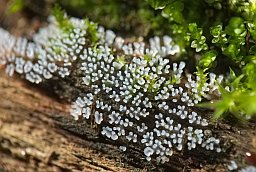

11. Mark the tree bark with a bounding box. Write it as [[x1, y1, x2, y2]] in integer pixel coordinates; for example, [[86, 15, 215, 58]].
[[0, 71, 146, 172], [0, 65, 255, 172]]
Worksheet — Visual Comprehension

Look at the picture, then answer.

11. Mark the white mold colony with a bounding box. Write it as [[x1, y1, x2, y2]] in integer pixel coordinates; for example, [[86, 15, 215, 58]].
[[0, 16, 223, 164], [0, 16, 89, 83], [69, 23, 223, 163]]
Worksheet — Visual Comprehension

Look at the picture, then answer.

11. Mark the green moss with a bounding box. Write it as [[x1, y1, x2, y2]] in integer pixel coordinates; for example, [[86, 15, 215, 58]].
[[52, 5, 74, 32], [145, 0, 256, 120], [84, 19, 99, 45], [6, 0, 25, 14]]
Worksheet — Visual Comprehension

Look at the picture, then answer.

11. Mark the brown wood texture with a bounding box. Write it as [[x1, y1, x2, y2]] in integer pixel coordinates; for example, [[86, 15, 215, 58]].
[[0, 70, 255, 171], [0, 71, 146, 172]]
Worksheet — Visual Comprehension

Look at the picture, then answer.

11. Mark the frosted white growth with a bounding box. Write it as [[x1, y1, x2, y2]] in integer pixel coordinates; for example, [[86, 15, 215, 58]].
[[0, 15, 90, 83], [227, 161, 238, 171], [239, 166, 256, 172], [101, 126, 119, 140], [82, 107, 91, 119], [119, 146, 127, 152], [105, 30, 116, 45], [70, 94, 94, 120], [95, 111, 103, 124], [144, 147, 154, 157], [69, 41, 222, 163], [0, 15, 223, 164]]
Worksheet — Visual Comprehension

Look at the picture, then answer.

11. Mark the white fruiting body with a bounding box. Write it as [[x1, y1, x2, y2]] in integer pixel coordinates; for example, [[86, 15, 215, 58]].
[[0, 15, 223, 164]]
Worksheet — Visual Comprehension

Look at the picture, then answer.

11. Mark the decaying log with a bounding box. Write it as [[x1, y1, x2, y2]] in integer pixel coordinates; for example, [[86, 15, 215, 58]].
[[0, 68, 255, 172], [0, 71, 146, 172], [0, 1, 256, 171]]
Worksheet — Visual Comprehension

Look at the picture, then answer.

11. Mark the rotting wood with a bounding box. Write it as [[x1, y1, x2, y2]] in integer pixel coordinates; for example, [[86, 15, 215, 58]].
[[0, 67, 255, 172], [0, 1, 255, 171], [0, 71, 144, 172]]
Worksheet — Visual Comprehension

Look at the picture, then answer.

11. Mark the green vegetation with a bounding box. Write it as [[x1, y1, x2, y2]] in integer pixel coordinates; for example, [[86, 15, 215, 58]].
[[145, 0, 256, 120], [57, 0, 170, 36], [52, 5, 74, 32], [6, 0, 24, 14]]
